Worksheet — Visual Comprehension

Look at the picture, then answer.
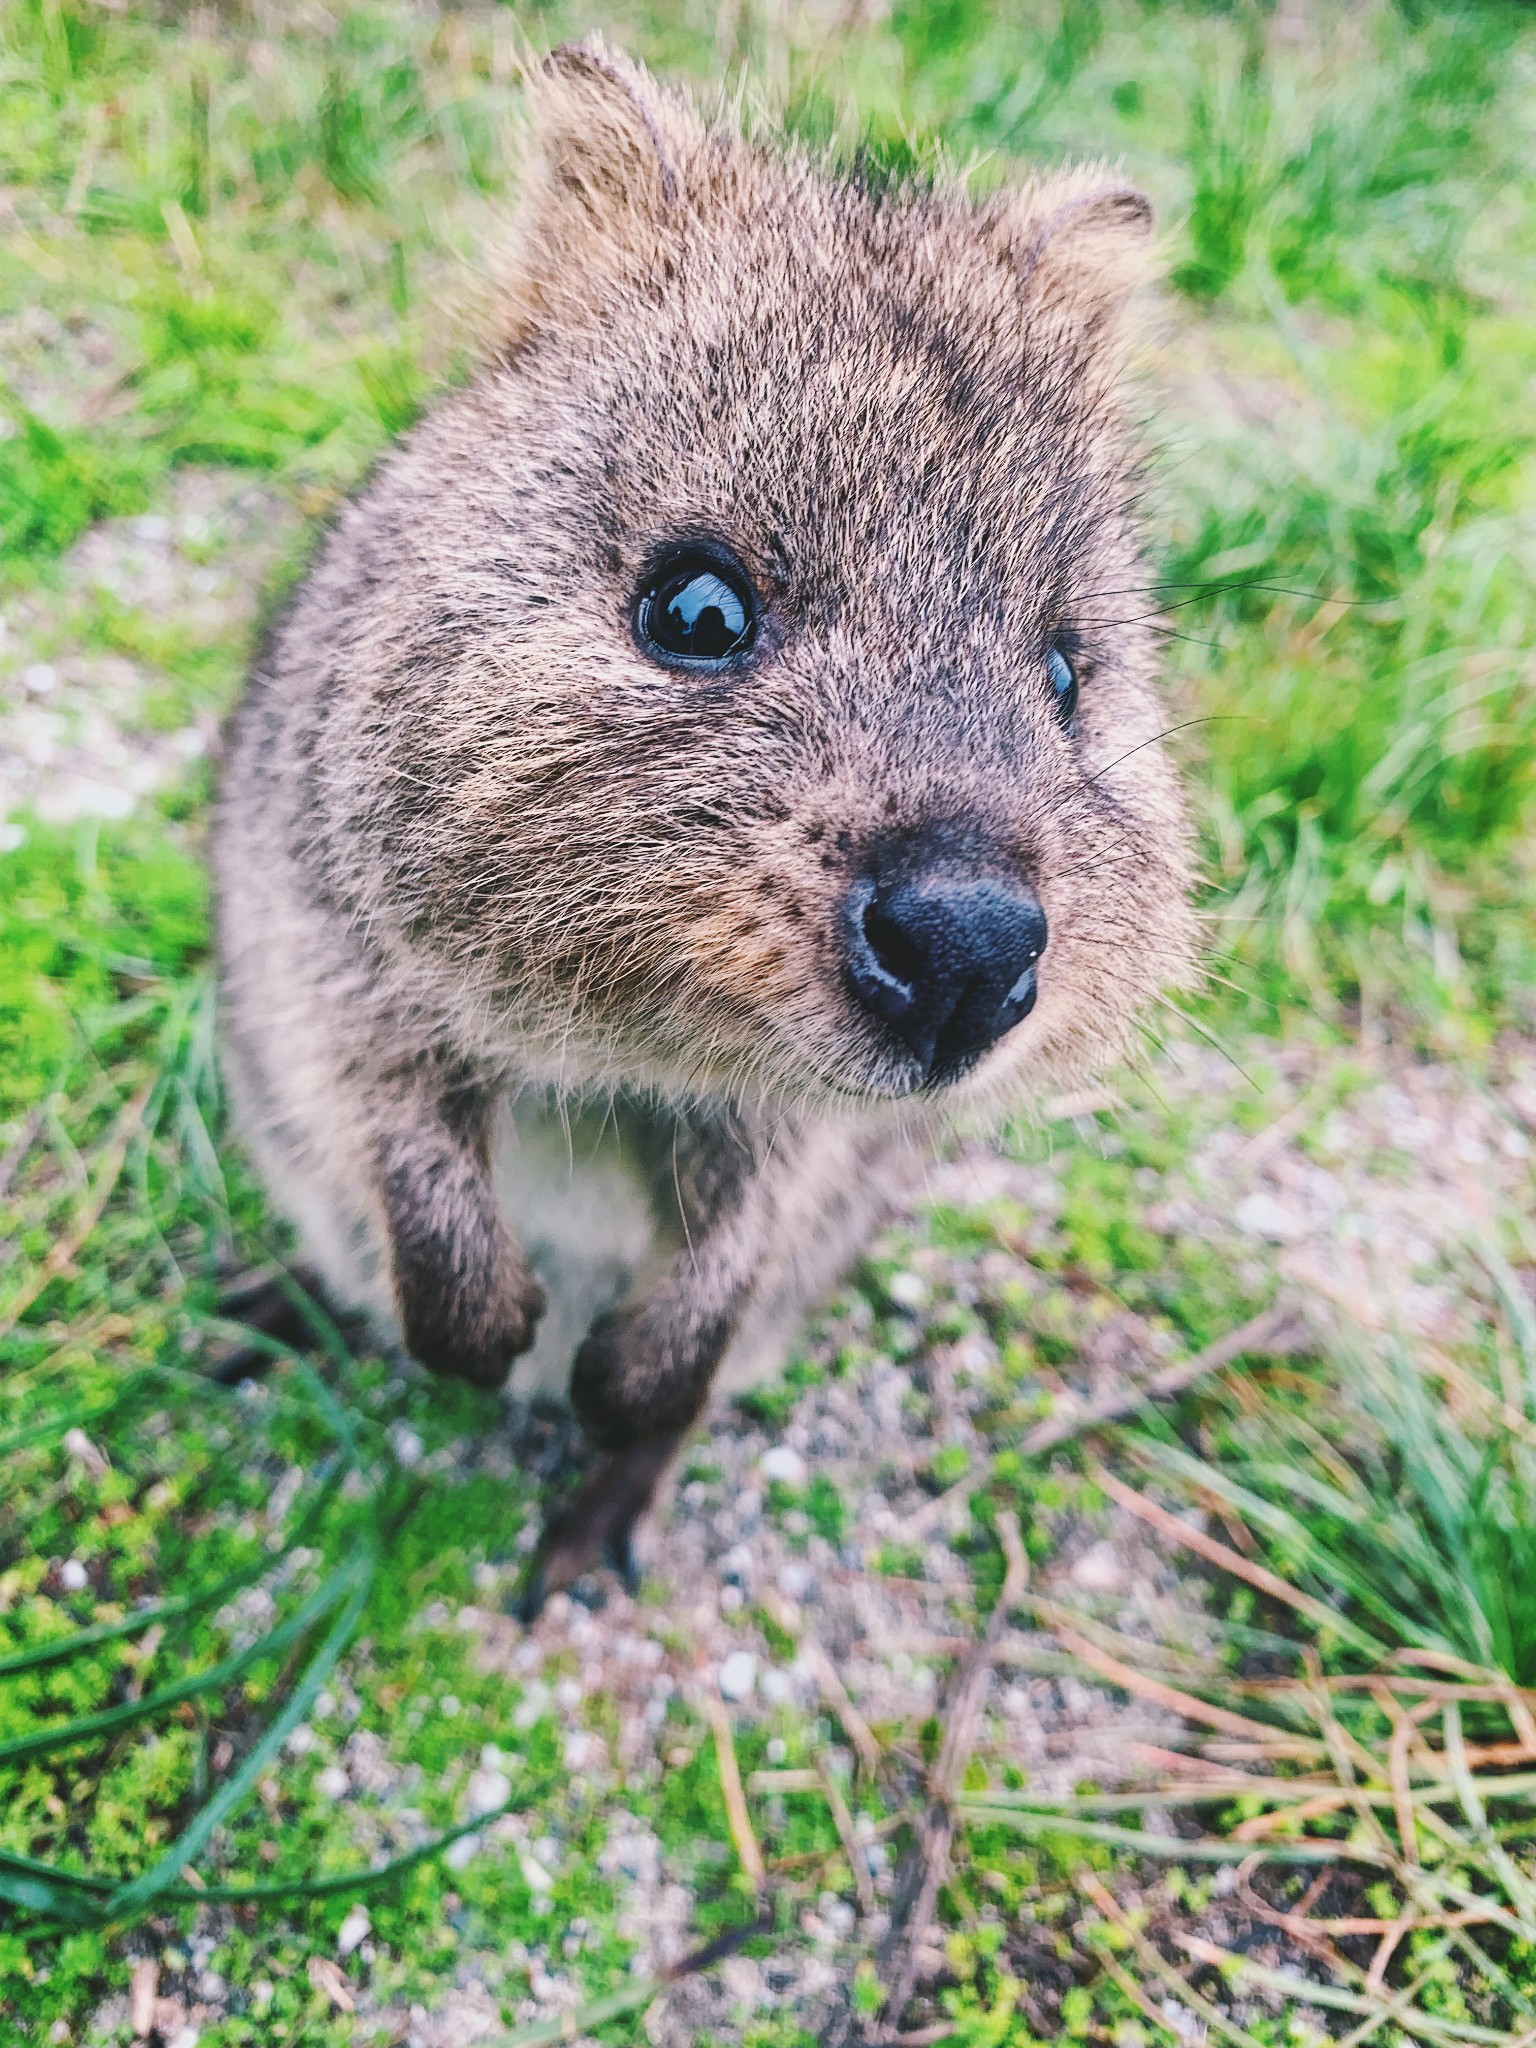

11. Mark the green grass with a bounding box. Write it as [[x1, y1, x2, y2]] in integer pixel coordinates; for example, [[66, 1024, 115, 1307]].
[[3, 0, 1536, 2042]]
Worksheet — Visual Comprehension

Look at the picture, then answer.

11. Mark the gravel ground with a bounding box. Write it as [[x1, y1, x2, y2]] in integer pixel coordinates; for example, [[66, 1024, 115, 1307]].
[[0, 470, 292, 839], [92, 1028, 1529, 2047]]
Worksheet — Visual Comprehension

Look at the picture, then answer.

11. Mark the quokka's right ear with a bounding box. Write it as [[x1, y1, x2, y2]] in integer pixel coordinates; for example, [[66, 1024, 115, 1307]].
[[498, 38, 699, 349]]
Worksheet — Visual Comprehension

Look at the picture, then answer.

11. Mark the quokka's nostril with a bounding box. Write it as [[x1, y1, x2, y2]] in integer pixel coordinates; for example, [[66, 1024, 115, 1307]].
[[862, 898, 924, 991], [843, 867, 1048, 1085]]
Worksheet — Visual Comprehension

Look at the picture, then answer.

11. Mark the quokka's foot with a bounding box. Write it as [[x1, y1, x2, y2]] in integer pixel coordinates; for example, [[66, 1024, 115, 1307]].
[[207, 1263, 341, 1382], [514, 1433, 682, 1623]]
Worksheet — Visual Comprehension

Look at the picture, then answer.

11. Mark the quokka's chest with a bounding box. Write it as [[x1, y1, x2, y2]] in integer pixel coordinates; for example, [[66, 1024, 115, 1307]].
[[490, 1092, 685, 1400]]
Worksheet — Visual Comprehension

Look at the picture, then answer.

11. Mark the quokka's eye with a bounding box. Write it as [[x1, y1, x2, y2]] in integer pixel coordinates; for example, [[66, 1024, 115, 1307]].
[[635, 549, 757, 669], [1045, 638, 1080, 727]]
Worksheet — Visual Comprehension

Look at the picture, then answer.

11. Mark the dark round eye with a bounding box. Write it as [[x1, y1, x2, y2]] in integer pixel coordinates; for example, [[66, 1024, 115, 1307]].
[[635, 552, 756, 668], [1045, 639, 1079, 726]]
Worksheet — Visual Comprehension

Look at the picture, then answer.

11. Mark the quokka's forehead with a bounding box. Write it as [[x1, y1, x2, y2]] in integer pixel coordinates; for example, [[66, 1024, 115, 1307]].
[[506, 47, 1156, 427], [568, 305, 1135, 594]]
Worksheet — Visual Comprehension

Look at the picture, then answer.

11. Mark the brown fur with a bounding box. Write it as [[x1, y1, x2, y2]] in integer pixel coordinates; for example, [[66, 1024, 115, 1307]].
[[213, 40, 1196, 1598]]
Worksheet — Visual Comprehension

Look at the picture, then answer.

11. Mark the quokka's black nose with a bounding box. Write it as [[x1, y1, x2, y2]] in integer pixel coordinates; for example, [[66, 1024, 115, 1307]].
[[844, 869, 1048, 1085]]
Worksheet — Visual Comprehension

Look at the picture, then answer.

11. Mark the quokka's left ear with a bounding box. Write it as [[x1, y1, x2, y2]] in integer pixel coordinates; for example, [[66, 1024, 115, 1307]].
[[994, 167, 1158, 347]]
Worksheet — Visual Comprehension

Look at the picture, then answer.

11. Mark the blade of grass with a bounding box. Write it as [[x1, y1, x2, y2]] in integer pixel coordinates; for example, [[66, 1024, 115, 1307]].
[[487, 1981, 663, 2046], [699, 1686, 765, 1894], [1092, 1462, 1384, 1658], [101, 1545, 375, 1923], [0, 1082, 151, 1340], [0, 1783, 559, 1921], [1443, 1699, 1536, 1937], [963, 1773, 1536, 1811], [0, 1551, 362, 1769], [0, 1865, 105, 1922], [1078, 1870, 1275, 2048], [1021, 1301, 1306, 1455], [1174, 1935, 1522, 2048], [1045, 1614, 1327, 1751], [958, 1803, 1379, 1865]]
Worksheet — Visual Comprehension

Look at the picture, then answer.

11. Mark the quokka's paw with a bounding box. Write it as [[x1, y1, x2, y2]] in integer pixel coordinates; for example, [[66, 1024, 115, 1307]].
[[569, 1310, 706, 1452], [407, 1260, 548, 1392], [514, 1434, 681, 1623]]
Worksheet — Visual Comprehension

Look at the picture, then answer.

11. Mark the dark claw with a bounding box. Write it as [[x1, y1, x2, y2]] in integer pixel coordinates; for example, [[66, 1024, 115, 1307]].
[[514, 1564, 553, 1627], [603, 1523, 642, 1596]]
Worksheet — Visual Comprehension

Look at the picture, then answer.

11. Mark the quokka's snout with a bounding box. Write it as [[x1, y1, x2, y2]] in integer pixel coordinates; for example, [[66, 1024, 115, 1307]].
[[840, 830, 1049, 1092]]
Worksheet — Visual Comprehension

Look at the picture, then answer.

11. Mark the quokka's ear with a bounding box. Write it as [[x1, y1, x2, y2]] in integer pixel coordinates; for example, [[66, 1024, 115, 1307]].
[[998, 169, 1157, 344], [499, 38, 699, 348]]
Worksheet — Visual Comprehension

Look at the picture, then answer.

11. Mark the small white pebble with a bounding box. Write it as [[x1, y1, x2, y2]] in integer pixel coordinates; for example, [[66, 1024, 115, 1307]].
[[59, 1558, 89, 1593], [467, 1768, 511, 1817], [760, 1668, 793, 1705], [519, 1852, 555, 1893], [822, 1897, 856, 1937], [886, 1270, 930, 1311], [444, 1833, 480, 1872], [389, 1423, 424, 1468], [22, 662, 57, 696], [759, 1445, 807, 1488], [719, 1584, 744, 1613], [765, 1737, 788, 1765], [286, 1724, 316, 1756], [73, 780, 134, 821], [480, 1742, 505, 1771], [439, 1694, 461, 1718], [778, 1560, 812, 1600], [1234, 1192, 1305, 1242], [718, 1650, 757, 1702], [554, 1677, 582, 1712], [314, 1765, 350, 1800], [335, 1904, 370, 1958], [135, 513, 172, 542], [1071, 1540, 1125, 1595], [313, 1690, 337, 1720]]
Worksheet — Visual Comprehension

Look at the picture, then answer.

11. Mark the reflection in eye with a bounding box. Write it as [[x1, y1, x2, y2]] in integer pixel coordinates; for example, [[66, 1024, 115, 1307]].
[[635, 550, 757, 669]]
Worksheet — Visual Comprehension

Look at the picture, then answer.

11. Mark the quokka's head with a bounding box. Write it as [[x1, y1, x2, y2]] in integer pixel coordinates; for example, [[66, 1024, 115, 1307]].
[[337, 39, 1198, 1110]]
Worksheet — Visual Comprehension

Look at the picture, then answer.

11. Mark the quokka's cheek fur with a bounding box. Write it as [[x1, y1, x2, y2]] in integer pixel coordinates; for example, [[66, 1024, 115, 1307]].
[[211, 34, 1195, 1603]]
